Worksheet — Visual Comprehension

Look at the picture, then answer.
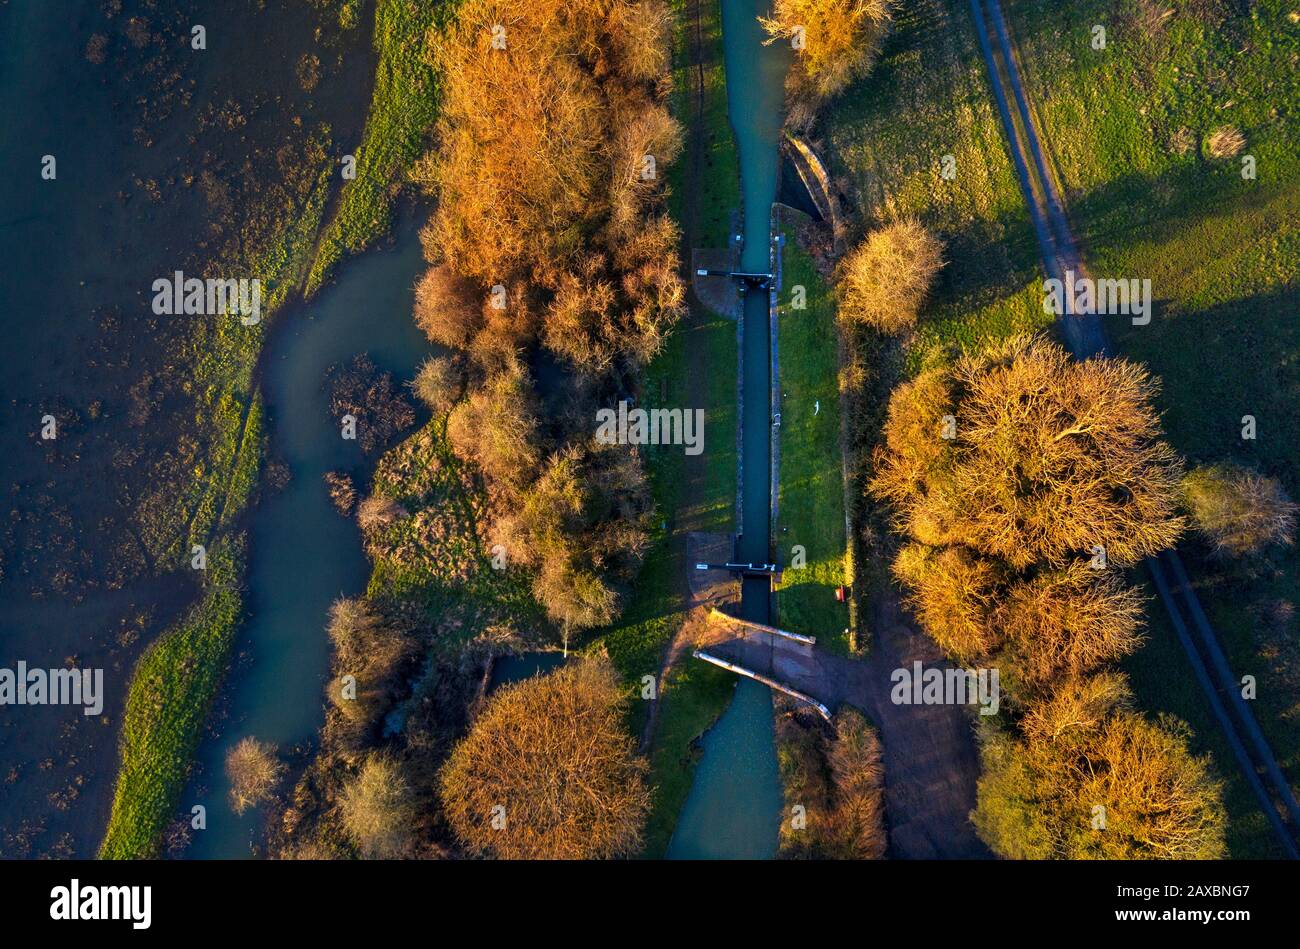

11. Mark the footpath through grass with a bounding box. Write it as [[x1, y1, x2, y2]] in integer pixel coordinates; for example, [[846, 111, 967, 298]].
[[1004, 0, 1300, 858]]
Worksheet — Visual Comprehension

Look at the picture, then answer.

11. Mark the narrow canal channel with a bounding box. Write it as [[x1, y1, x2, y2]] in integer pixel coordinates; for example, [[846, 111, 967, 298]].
[[667, 0, 792, 859]]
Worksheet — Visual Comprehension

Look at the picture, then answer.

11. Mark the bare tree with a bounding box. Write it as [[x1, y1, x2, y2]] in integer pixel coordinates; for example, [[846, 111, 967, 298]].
[[226, 737, 286, 815], [974, 674, 1225, 859], [340, 753, 417, 859], [837, 219, 944, 333], [872, 335, 1185, 570]]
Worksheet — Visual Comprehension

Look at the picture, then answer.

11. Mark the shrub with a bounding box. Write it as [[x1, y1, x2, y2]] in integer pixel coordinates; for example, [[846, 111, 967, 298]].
[[439, 657, 650, 858], [511, 444, 652, 641], [837, 219, 944, 333], [1205, 125, 1245, 159], [323, 598, 411, 739], [775, 704, 886, 859], [225, 737, 286, 815], [1182, 463, 1298, 557], [356, 495, 407, 533], [410, 355, 465, 416], [445, 370, 542, 492], [413, 265, 482, 349], [325, 597, 404, 676], [323, 470, 357, 515], [533, 558, 619, 642], [826, 708, 887, 859], [340, 753, 417, 858]]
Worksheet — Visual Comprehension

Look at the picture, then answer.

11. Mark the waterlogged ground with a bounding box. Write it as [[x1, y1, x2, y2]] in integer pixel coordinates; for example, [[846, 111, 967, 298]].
[[0, 0, 373, 857]]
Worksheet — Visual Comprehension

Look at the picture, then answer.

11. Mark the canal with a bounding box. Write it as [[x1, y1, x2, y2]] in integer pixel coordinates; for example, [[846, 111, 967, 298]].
[[666, 0, 791, 859]]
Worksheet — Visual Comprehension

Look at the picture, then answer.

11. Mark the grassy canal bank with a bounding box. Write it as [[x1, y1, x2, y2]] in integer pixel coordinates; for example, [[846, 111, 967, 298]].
[[601, 0, 742, 858], [772, 217, 852, 654], [101, 0, 448, 859]]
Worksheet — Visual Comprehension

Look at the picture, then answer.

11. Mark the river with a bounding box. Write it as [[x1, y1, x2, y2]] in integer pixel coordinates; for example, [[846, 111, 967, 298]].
[[666, 0, 792, 860], [187, 210, 430, 858]]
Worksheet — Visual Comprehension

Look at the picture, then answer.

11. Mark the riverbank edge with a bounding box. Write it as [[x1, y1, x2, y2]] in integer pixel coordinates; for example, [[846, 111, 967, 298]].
[[99, 1, 445, 859]]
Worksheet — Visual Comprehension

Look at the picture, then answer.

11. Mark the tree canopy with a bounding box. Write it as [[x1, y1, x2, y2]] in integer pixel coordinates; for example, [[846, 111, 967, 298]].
[[439, 658, 651, 859], [761, 0, 893, 123], [974, 675, 1225, 859]]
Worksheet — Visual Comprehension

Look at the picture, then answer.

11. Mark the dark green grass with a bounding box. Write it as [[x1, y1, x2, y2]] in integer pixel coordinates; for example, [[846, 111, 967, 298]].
[[1005, 0, 1300, 858]]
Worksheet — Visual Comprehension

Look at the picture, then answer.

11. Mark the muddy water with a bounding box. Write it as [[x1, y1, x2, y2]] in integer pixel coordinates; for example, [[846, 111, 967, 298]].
[[184, 210, 430, 858], [666, 0, 790, 860]]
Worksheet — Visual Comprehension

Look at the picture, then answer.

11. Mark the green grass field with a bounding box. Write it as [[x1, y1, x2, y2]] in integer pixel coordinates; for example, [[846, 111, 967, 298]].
[[824, 0, 1050, 368], [816, 0, 1299, 858], [772, 220, 852, 652], [1003, 0, 1300, 858]]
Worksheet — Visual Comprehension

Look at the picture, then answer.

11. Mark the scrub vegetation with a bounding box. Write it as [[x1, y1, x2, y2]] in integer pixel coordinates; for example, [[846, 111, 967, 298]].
[[836, 219, 945, 334], [102, 2, 444, 858], [275, 0, 712, 861], [760, 0, 894, 127], [415, 0, 683, 641], [226, 738, 286, 815], [775, 701, 886, 858], [1182, 463, 1298, 559]]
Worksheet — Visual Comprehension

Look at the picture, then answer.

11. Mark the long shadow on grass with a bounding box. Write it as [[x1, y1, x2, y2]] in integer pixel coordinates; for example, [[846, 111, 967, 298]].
[[1066, 159, 1284, 264]]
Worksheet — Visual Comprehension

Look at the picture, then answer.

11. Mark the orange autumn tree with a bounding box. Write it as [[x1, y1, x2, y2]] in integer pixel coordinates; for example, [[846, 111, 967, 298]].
[[438, 658, 650, 858]]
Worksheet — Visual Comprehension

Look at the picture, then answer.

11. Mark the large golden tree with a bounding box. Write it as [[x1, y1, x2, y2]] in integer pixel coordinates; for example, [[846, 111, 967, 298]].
[[439, 658, 651, 859]]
